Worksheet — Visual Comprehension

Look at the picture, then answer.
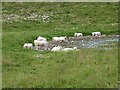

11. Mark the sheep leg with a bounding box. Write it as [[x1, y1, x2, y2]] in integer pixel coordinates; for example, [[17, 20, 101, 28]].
[[35, 46, 39, 50]]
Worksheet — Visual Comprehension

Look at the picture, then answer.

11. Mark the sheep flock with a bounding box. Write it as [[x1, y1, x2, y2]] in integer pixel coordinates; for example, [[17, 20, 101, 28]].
[[23, 31, 119, 51]]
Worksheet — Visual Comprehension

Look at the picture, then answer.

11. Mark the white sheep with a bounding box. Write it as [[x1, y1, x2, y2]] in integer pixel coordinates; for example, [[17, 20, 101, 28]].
[[51, 46, 63, 51], [62, 47, 77, 51], [60, 36, 68, 42], [52, 36, 67, 42], [23, 43, 33, 49], [74, 33, 83, 37], [52, 37, 61, 42], [37, 36, 47, 41], [34, 40, 48, 47], [92, 32, 101, 36]]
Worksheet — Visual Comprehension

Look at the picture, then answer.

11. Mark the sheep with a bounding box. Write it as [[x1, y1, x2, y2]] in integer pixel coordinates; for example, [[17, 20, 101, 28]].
[[59, 36, 67, 41], [52, 36, 67, 42], [23, 43, 33, 49], [37, 36, 47, 41], [34, 40, 48, 50], [60, 36, 68, 42], [34, 40, 48, 47], [51, 46, 63, 51], [74, 33, 83, 37], [52, 37, 61, 42], [92, 32, 101, 37], [62, 47, 77, 51]]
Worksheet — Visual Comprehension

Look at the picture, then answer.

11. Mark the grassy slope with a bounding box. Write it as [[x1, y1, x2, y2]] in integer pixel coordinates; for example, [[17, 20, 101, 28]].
[[2, 2, 118, 88]]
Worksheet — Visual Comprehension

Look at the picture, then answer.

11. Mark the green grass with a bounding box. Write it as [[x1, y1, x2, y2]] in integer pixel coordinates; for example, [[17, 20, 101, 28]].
[[2, 48, 118, 88], [2, 2, 118, 88]]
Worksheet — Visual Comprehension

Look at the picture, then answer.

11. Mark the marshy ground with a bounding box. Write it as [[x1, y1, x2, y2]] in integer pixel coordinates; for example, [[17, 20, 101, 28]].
[[33, 35, 119, 51]]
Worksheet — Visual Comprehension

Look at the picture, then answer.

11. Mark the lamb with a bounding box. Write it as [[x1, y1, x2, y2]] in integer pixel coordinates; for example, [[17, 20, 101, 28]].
[[74, 33, 83, 37], [52, 36, 67, 42], [34, 40, 48, 47], [62, 47, 77, 51], [51, 46, 63, 51], [37, 36, 47, 41], [92, 32, 101, 36], [23, 43, 33, 49]]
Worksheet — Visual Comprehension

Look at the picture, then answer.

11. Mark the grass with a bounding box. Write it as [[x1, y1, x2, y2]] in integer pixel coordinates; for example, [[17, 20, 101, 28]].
[[2, 2, 118, 88], [2, 48, 118, 88]]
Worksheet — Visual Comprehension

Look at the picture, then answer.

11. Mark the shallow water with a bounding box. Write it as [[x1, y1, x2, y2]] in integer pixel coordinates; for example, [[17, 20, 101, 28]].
[[77, 38, 118, 49], [51, 36, 119, 49]]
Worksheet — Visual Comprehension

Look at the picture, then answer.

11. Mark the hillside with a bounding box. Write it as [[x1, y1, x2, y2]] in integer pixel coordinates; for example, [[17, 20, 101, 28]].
[[2, 2, 118, 88]]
